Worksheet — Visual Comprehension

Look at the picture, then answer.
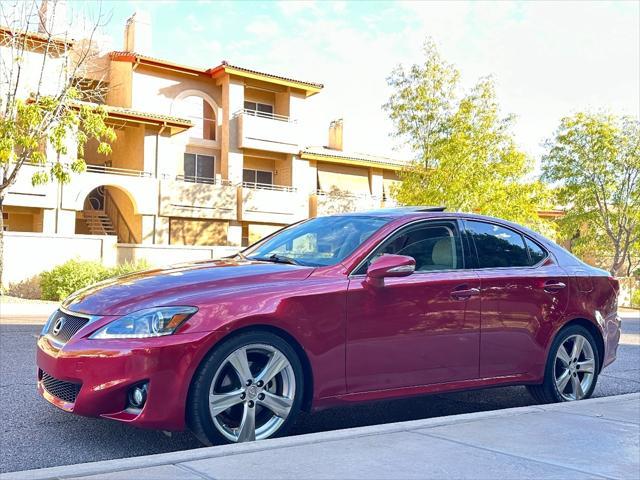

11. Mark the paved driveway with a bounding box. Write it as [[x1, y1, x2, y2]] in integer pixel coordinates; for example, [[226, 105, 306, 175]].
[[1, 311, 638, 473]]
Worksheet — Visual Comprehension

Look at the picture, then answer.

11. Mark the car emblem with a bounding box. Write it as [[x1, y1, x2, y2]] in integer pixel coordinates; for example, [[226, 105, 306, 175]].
[[52, 318, 65, 336]]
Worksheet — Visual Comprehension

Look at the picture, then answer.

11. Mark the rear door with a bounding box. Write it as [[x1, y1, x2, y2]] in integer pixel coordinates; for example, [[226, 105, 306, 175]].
[[464, 220, 570, 378]]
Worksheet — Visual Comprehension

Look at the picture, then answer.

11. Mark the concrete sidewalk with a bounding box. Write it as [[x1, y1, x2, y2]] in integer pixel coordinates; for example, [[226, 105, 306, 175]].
[[5, 394, 639, 480]]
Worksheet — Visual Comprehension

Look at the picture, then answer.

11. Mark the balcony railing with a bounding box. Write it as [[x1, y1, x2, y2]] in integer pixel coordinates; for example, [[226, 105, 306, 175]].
[[174, 175, 233, 186], [235, 108, 296, 123], [86, 164, 152, 177], [316, 190, 380, 200], [242, 182, 296, 192]]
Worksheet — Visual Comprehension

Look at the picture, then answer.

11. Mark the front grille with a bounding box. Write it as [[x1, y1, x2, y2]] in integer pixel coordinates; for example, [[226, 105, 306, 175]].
[[40, 370, 81, 403], [46, 310, 89, 344]]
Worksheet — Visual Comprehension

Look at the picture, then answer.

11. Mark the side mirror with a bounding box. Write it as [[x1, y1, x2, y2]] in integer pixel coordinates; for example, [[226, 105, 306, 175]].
[[365, 254, 415, 287]]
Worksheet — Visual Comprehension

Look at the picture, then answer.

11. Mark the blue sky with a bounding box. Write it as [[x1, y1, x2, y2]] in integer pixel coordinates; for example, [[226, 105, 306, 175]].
[[81, 0, 639, 163]]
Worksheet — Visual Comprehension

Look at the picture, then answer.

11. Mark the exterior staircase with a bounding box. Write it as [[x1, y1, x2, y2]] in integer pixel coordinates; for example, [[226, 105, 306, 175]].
[[83, 210, 117, 237]]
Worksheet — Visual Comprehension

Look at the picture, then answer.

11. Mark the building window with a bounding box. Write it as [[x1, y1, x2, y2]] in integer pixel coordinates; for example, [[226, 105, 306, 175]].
[[180, 95, 216, 141], [183, 153, 215, 184], [243, 168, 273, 187], [244, 101, 274, 118]]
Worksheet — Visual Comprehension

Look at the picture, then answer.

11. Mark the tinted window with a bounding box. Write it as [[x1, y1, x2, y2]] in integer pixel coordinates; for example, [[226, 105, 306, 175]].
[[467, 221, 530, 268], [525, 237, 547, 265], [244, 216, 389, 267], [357, 221, 463, 274]]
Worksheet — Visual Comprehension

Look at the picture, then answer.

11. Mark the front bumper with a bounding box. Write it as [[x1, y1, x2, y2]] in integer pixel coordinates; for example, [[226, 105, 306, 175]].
[[36, 327, 223, 431]]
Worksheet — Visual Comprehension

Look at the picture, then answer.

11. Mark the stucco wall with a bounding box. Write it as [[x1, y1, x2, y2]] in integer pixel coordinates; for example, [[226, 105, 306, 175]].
[[1, 232, 117, 286], [117, 243, 239, 266]]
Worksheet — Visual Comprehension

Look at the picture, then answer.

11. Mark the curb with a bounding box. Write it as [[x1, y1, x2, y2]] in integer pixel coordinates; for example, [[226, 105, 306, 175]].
[[6, 393, 639, 480]]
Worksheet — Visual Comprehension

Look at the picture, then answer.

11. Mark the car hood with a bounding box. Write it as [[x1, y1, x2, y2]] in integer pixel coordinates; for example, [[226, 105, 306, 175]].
[[61, 258, 314, 316]]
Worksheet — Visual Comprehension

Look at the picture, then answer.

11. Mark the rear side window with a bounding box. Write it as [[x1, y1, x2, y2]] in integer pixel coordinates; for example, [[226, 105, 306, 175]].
[[466, 221, 530, 268], [525, 237, 547, 265]]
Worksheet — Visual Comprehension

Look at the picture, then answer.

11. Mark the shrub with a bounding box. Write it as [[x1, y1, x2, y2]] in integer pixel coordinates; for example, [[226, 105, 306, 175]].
[[109, 259, 151, 277], [6, 275, 42, 300], [40, 259, 150, 301], [632, 289, 640, 309]]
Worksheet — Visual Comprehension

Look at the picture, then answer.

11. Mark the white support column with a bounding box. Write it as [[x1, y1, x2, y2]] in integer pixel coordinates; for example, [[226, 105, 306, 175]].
[[56, 209, 76, 234], [141, 215, 155, 244], [155, 216, 170, 245], [143, 129, 159, 176], [42, 209, 56, 233], [292, 155, 316, 195], [227, 221, 242, 246], [222, 76, 245, 185], [370, 168, 383, 198]]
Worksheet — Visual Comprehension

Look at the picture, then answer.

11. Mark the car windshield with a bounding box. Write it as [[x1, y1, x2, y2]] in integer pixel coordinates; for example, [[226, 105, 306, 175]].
[[243, 215, 390, 267]]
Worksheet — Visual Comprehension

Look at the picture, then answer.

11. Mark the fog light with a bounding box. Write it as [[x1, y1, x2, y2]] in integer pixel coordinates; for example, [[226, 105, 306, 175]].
[[128, 383, 148, 409]]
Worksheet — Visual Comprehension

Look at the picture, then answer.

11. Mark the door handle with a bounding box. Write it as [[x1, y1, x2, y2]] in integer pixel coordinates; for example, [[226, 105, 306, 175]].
[[451, 287, 480, 300], [543, 281, 566, 292]]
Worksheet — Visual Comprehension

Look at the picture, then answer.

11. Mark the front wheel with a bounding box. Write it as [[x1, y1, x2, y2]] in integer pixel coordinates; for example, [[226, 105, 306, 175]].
[[527, 325, 600, 404], [188, 331, 304, 445]]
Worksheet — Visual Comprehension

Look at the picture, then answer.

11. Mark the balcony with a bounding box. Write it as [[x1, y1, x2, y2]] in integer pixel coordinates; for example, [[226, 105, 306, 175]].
[[5, 164, 58, 208], [19, 163, 157, 215], [159, 176, 237, 220], [311, 191, 382, 217], [239, 182, 308, 224], [236, 109, 301, 154]]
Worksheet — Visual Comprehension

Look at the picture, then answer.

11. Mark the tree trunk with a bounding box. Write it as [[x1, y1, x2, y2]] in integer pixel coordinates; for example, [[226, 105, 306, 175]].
[[610, 245, 629, 278]]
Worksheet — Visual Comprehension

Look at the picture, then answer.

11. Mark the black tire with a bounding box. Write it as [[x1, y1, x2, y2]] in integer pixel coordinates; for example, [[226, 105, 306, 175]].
[[187, 330, 304, 446], [527, 324, 600, 404]]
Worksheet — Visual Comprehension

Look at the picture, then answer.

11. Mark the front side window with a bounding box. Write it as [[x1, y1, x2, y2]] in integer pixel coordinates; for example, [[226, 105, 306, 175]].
[[355, 221, 464, 274], [183, 153, 215, 183], [466, 220, 530, 268], [244, 216, 390, 267]]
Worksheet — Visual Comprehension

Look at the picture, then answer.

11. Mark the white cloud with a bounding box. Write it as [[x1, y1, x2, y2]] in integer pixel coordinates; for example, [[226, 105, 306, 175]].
[[245, 17, 281, 36], [244, 0, 639, 165]]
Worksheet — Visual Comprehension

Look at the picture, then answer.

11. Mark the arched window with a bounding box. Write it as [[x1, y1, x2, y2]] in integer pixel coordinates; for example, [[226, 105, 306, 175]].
[[177, 95, 216, 141]]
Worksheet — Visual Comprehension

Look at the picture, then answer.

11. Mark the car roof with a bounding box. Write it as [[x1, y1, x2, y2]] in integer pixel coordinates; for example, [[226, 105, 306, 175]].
[[329, 208, 544, 236], [332, 206, 447, 219]]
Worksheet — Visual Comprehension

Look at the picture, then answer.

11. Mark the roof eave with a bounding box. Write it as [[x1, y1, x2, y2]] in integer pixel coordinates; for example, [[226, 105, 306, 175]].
[[300, 151, 404, 171]]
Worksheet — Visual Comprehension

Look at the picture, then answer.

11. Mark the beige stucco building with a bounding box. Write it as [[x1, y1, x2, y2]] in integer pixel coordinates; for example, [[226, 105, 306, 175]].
[[2, 12, 405, 251]]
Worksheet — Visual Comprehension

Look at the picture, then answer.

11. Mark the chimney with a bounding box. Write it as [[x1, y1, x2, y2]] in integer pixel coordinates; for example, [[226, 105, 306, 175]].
[[38, 0, 68, 35], [123, 11, 151, 53], [328, 119, 344, 151]]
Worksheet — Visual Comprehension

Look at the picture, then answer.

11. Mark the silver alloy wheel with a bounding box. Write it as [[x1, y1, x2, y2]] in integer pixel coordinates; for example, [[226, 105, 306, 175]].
[[208, 343, 295, 442], [554, 334, 596, 401]]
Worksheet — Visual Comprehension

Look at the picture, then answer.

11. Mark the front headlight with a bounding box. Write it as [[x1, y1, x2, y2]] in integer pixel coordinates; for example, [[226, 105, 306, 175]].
[[89, 306, 198, 339]]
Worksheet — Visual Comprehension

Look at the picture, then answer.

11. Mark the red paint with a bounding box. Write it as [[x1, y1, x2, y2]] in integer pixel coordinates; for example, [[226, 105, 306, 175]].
[[36, 212, 621, 432]]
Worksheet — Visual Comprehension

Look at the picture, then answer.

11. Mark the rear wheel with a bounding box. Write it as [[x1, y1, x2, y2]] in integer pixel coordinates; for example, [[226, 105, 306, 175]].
[[188, 331, 303, 445], [527, 325, 599, 404]]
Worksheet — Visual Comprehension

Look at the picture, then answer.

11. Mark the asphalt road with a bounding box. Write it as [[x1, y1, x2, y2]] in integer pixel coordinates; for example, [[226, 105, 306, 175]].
[[1, 311, 638, 474]]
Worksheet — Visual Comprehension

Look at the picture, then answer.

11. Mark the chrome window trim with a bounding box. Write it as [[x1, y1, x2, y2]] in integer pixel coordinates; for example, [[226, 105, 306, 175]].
[[59, 305, 100, 322], [348, 217, 464, 277]]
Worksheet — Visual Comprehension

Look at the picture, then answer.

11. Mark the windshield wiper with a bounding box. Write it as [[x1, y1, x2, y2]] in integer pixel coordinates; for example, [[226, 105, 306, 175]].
[[251, 254, 300, 265]]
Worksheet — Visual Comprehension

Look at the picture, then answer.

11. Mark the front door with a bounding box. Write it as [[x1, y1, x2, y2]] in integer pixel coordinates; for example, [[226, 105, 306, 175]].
[[463, 220, 570, 378], [346, 220, 481, 393]]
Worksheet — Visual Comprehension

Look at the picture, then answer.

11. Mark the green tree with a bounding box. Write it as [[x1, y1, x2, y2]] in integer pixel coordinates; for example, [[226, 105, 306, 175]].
[[542, 113, 639, 276], [0, 0, 115, 287], [384, 41, 552, 234]]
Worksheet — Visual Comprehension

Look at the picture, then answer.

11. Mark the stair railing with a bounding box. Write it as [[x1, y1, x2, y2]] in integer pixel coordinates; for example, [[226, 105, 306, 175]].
[[103, 189, 139, 244]]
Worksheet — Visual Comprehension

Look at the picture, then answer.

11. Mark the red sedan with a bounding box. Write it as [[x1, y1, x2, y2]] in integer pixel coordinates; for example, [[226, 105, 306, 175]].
[[36, 208, 621, 445]]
